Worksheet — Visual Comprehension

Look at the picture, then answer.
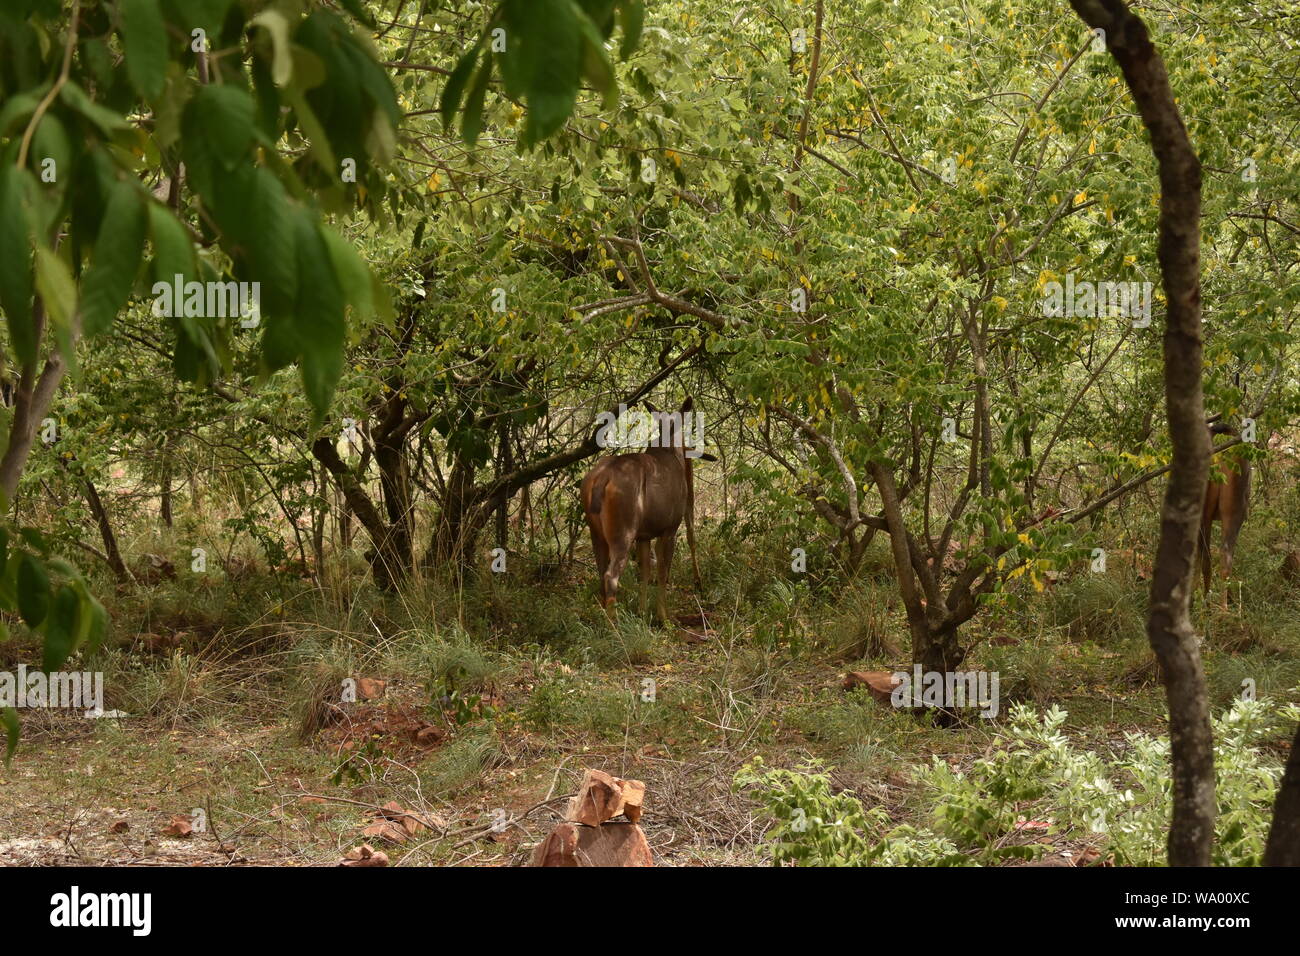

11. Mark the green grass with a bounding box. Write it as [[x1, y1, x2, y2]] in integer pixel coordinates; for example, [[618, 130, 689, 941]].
[[2, 515, 1298, 866]]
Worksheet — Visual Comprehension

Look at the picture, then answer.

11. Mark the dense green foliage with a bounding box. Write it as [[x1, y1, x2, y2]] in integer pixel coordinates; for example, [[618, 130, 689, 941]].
[[739, 697, 1298, 866], [1, 0, 1299, 863]]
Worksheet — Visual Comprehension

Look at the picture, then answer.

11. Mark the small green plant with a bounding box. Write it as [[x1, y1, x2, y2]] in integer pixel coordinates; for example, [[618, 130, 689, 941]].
[[431, 667, 495, 726], [734, 757, 982, 865], [738, 695, 1300, 866], [330, 734, 387, 786]]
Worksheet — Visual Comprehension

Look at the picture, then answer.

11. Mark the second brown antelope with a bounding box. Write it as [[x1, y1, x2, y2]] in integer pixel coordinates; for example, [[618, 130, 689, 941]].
[[1198, 427, 1251, 607], [581, 396, 714, 621]]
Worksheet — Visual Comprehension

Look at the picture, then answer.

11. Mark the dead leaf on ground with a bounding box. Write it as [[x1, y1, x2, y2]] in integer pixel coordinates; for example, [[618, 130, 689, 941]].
[[161, 815, 193, 838], [378, 801, 434, 836], [361, 821, 409, 844]]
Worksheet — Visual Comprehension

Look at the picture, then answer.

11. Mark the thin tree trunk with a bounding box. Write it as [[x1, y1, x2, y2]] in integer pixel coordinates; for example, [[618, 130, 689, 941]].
[[374, 434, 414, 575], [312, 436, 404, 590], [495, 419, 512, 551], [83, 477, 129, 582], [159, 428, 174, 528], [159, 458, 173, 527], [1068, 0, 1214, 866], [870, 461, 962, 678], [312, 459, 326, 573], [0, 300, 70, 502], [1264, 721, 1300, 865]]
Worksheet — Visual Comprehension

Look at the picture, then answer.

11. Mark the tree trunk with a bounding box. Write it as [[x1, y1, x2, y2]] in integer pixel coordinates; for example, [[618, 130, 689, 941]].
[[374, 433, 414, 576], [870, 460, 962, 728], [494, 420, 513, 552], [427, 455, 483, 569], [0, 300, 70, 503], [337, 474, 353, 551], [83, 477, 130, 582], [159, 431, 174, 528], [1068, 0, 1214, 866], [312, 460, 327, 573], [312, 437, 407, 591], [1264, 721, 1300, 866]]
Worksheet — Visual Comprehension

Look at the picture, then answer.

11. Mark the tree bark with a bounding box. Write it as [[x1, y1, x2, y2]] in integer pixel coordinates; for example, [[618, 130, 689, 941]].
[[83, 477, 129, 583], [1265, 721, 1300, 865], [312, 436, 406, 590], [158, 428, 175, 528], [1068, 0, 1214, 866], [427, 454, 481, 569], [373, 431, 414, 577], [0, 300, 69, 503]]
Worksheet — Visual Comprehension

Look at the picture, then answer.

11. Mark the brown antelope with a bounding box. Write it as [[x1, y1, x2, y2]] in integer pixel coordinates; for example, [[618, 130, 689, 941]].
[[1198, 433, 1251, 607], [581, 396, 713, 621]]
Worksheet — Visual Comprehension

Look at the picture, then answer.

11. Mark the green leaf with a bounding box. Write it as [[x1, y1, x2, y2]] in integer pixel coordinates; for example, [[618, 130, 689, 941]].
[[617, 0, 644, 59], [0, 86, 47, 138], [42, 584, 79, 672], [33, 246, 76, 334], [0, 165, 35, 365], [294, 218, 345, 423], [249, 8, 294, 87], [81, 179, 147, 336], [283, 86, 338, 177], [230, 166, 298, 318], [18, 527, 47, 556], [16, 551, 49, 627], [120, 0, 169, 100], [58, 80, 129, 134], [1, 707, 17, 766], [188, 85, 256, 171], [147, 202, 196, 285], [29, 113, 72, 183], [574, 5, 617, 109], [370, 271, 395, 327], [440, 46, 482, 133], [320, 226, 373, 321], [517, 0, 582, 146], [460, 56, 493, 146], [81, 593, 109, 657]]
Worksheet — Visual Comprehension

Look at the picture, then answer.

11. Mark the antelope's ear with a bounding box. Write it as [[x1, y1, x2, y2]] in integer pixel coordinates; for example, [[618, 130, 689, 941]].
[[680, 395, 694, 413]]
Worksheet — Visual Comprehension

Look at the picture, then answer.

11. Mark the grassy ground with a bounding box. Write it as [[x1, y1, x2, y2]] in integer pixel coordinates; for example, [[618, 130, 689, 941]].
[[2, 515, 1299, 866]]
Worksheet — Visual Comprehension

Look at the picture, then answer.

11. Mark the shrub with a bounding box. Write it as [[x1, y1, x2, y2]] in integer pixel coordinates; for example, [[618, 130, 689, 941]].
[[737, 695, 1299, 866]]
